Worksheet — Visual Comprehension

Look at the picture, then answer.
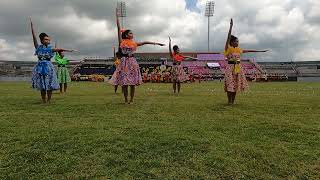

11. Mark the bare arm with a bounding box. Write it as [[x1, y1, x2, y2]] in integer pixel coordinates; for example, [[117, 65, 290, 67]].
[[30, 17, 38, 49], [168, 36, 173, 59], [136, 41, 165, 47], [243, 49, 269, 53], [116, 8, 122, 46], [53, 38, 76, 53], [183, 56, 198, 60], [225, 18, 233, 51], [52, 48, 78, 52]]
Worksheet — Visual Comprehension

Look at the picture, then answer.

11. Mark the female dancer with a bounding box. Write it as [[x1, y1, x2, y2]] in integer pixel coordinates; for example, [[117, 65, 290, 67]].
[[109, 46, 121, 93], [54, 42, 72, 94], [169, 37, 197, 94], [30, 18, 76, 103], [224, 18, 268, 104], [115, 10, 165, 104]]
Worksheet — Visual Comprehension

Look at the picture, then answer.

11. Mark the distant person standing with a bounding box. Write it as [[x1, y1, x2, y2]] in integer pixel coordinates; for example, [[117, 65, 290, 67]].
[[109, 7, 128, 94], [168, 37, 197, 94], [54, 47, 72, 94], [109, 46, 121, 93]]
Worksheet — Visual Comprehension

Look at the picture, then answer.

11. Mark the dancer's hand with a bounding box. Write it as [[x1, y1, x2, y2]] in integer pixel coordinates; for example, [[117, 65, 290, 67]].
[[158, 43, 165, 46], [230, 18, 233, 27], [168, 36, 171, 42]]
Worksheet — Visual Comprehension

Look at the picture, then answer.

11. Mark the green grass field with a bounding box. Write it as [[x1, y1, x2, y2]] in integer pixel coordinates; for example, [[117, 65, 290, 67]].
[[0, 81, 319, 179]]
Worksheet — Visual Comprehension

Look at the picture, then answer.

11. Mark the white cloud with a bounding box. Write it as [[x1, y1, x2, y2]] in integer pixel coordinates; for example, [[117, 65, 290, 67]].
[[257, 7, 305, 40], [295, 48, 320, 61], [239, 33, 259, 45], [45, 13, 114, 43], [256, 6, 286, 24], [308, 0, 320, 19], [0, 39, 36, 61], [0, 39, 18, 60], [0, 0, 319, 61]]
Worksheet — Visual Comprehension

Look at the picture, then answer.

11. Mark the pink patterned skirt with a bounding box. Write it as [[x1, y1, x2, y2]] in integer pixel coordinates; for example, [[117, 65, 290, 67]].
[[224, 64, 248, 92], [108, 65, 121, 85], [172, 64, 188, 82], [118, 57, 142, 86]]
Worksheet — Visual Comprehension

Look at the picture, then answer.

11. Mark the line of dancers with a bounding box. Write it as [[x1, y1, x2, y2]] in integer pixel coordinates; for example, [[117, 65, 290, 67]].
[[30, 8, 268, 105]]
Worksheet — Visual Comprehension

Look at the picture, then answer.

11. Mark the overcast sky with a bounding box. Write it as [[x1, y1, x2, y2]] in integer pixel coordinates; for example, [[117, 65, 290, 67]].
[[0, 0, 319, 62]]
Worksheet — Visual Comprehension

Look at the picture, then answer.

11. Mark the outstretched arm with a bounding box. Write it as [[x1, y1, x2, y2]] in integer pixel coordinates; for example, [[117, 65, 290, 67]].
[[243, 49, 269, 53], [30, 17, 38, 49], [136, 41, 165, 47], [54, 38, 76, 53], [169, 36, 173, 59], [225, 18, 233, 51], [116, 8, 122, 46], [183, 56, 198, 60], [52, 48, 78, 52]]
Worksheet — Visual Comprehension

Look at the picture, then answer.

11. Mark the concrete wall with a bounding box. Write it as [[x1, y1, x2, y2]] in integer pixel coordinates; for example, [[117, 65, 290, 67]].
[[297, 77, 320, 82]]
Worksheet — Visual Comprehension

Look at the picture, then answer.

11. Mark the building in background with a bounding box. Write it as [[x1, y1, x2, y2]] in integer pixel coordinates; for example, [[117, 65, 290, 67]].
[[1, 53, 320, 82]]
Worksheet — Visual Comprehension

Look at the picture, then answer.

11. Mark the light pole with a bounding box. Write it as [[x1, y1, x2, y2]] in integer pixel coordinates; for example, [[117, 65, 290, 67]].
[[117, 2, 126, 28], [205, 1, 214, 52]]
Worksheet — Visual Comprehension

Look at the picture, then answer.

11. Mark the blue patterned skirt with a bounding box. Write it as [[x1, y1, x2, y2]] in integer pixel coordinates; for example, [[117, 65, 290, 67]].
[[31, 60, 60, 91]]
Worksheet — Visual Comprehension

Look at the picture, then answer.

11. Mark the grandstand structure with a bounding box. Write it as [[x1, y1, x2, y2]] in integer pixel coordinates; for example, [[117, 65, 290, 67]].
[[0, 60, 79, 81], [1, 53, 320, 82], [258, 61, 320, 81], [135, 52, 266, 81]]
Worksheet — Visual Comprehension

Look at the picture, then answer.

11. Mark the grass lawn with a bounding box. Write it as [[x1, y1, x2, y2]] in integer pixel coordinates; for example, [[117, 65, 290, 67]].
[[0, 81, 319, 179]]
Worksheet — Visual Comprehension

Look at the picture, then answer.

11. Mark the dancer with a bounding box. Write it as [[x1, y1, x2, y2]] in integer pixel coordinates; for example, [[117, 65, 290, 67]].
[[54, 42, 72, 94], [109, 46, 121, 93], [109, 7, 126, 93], [169, 36, 197, 94], [115, 10, 165, 104], [224, 18, 268, 104], [30, 18, 76, 103]]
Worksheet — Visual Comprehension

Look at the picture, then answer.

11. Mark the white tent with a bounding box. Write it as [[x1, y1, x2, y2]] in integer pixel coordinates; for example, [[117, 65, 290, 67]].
[[206, 62, 220, 68]]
